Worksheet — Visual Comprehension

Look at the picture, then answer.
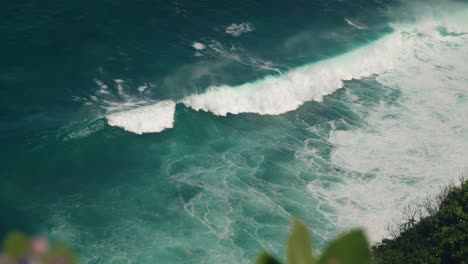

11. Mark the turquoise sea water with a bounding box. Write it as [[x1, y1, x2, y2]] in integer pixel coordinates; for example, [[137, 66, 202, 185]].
[[1, 0, 468, 263]]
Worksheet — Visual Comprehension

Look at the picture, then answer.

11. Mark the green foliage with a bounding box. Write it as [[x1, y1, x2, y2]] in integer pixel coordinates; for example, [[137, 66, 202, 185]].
[[255, 252, 282, 264], [318, 230, 370, 264], [372, 179, 468, 264], [2, 231, 29, 260], [287, 218, 315, 264], [256, 180, 468, 264], [255, 218, 371, 264]]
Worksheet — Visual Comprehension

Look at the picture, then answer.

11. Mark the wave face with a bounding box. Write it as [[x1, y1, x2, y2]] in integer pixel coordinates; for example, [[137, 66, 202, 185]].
[[2, 1, 468, 264]]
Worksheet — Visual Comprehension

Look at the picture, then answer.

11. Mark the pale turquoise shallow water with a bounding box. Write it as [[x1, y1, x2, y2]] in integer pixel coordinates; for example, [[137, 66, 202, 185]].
[[1, 1, 468, 263]]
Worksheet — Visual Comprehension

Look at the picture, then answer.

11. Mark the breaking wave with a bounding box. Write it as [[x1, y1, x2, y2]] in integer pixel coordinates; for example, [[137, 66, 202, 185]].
[[183, 33, 401, 116], [107, 101, 176, 134], [106, 6, 468, 136], [107, 33, 402, 133]]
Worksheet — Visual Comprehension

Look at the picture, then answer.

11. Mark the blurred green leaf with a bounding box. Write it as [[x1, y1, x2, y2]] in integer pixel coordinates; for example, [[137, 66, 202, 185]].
[[255, 252, 282, 264], [2, 231, 29, 260], [317, 229, 370, 264], [43, 242, 78, 264], [287, 218, 315, 264]]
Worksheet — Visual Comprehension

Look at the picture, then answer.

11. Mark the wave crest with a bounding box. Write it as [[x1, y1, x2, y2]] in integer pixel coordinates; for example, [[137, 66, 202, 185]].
[[107, 101, 176, 134], [183, 33, 402, 116]]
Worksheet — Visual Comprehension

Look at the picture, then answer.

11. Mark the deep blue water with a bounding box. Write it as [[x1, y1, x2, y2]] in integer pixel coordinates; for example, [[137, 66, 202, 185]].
[[1, 0, 468, 263]]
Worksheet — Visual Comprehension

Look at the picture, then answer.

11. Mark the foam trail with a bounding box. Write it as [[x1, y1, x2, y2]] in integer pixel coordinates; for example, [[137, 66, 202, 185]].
[[183, 33, 402, 116], [192, 42, 206, 50], [344, 18, 368, 30], [107, 101, 176, 134], [225, 22, 255, 37]]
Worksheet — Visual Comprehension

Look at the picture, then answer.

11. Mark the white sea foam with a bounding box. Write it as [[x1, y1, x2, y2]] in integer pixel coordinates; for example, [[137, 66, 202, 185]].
[[137, 84, 148, 93], [192, 42, 206, 50], [225, 23, 255, 37], [107, 101, 176, 134], [95, 79, 110, 94], [113, 79, 127, 97], [183, 33, 402, 116], [313, 9, 468, 242], [344, 18, 368, 30]]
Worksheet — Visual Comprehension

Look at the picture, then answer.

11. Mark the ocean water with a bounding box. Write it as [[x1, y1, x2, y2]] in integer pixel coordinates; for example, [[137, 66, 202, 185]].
[[1, 0, 468, 263]]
